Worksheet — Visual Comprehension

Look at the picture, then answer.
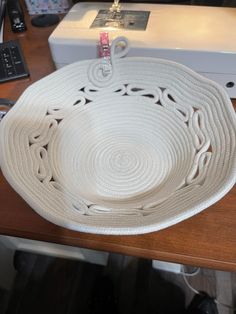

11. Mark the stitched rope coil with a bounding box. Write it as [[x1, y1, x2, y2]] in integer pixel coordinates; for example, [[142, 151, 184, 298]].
[[0, 37, 235, 235]]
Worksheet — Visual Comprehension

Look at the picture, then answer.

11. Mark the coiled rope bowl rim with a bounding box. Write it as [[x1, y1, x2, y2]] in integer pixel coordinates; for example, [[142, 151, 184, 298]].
[[0, 37, 235, 235]]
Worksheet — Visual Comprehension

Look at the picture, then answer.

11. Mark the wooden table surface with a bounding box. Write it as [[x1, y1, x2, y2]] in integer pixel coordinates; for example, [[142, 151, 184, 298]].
[[1, 4, 236, 272]]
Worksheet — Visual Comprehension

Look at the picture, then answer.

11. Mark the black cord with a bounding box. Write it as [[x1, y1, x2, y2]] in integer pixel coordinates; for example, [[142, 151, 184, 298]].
[[0, 0, 7, 33], [0, 98, 15, 106], [0, 99, 15, 121]]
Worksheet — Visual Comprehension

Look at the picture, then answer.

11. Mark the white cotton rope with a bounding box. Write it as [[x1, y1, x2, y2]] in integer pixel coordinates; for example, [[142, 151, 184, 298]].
[[0, 37, 235, 235]]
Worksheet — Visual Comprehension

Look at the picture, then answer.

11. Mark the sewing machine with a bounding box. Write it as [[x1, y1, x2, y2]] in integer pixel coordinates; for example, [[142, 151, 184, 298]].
[[49, 2, 236, 97]]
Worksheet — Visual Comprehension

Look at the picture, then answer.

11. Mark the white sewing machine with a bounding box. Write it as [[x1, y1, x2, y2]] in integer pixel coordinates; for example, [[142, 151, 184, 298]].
[[49, 2, 236, 98]]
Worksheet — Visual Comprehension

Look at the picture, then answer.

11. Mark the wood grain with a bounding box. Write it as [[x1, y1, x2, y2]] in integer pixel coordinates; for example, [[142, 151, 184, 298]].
[[0, 3, 236, 272]]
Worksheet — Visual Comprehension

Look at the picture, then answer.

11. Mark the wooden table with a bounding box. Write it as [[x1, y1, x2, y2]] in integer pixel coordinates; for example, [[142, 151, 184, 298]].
[[1, 4, 236, 272]]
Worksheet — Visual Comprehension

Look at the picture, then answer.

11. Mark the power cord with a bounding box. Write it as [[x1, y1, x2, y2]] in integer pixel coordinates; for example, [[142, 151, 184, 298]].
[[180, 267, 200, 277], [0, 99, 15, 121], [181, 266, 236, 311]]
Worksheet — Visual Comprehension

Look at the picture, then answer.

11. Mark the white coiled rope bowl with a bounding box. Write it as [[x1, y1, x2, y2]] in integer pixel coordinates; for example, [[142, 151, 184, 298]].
[[0, 37, 235, 235]]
